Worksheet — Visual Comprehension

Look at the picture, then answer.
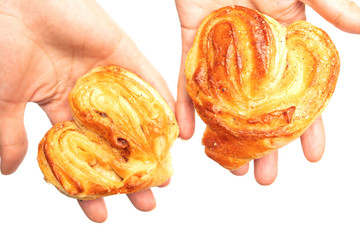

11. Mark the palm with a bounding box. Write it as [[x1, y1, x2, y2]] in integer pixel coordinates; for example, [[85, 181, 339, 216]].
[[1, 1, 123, 124]]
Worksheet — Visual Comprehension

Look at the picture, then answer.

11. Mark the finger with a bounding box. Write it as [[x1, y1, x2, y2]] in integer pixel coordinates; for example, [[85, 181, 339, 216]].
[[99, 33, 176, 113], [127, 189, 156, 211], [230, 163, 250, 176], [254, 151, 278, 185], [158, 178, 171, 188], [175, 27, 199, 140], [176, 50, 195, 139], [300, 115, 325, 162], [78, 198, 108, 223], [302, 0, 360, 33], [0, 102, 28, 175]]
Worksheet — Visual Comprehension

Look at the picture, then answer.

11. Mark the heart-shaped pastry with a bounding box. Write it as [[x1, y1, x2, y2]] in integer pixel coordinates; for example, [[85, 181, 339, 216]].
[[38, 66, 179, 200], [185, 6, 340, 170]]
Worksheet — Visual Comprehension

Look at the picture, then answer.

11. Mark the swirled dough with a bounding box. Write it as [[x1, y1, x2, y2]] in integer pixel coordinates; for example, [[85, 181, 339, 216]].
[[38, 66, 179, 200], [185, 6, 339, 170]]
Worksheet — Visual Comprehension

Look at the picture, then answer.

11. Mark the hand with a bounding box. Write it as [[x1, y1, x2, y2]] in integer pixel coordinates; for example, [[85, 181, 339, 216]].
[[175, 0, 360, 185], [0, 0, 174, 222]]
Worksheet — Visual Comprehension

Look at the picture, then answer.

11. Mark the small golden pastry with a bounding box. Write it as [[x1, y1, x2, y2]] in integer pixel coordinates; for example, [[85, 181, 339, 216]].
[[38, 66, 179, 200], [185, 6, 340, 170]]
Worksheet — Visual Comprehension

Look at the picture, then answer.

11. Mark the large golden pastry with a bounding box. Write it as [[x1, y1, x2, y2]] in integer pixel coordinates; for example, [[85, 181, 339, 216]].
[[185, 6, 340, 170], [38, 66, 179, 200]]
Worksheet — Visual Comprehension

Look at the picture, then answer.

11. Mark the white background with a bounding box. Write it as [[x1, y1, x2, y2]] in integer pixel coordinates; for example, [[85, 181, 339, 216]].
[[1, 1, 360, 239]]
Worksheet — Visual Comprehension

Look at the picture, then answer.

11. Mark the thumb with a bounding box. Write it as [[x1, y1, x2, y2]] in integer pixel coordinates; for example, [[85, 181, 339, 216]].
[[0, 102, 28, 175], [175, 28, 198, 140], [176, 49, 195, 140], [302, 0, 360, 33]]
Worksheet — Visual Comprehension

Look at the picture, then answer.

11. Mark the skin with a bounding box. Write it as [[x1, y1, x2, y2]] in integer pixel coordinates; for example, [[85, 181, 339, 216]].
[[0, 0, 174, 223], [1, 0, 359, 223], [175, 0, 360, 185]]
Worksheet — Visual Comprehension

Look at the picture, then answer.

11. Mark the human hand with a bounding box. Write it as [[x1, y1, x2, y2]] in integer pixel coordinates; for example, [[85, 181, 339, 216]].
[[0, 0, 174, 222], [175, 0, 360, 185]]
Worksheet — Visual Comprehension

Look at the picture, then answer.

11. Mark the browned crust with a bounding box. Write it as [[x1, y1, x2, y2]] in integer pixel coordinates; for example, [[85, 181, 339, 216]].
[[37, 66, 179, 200], [186, 6, 340, 170]]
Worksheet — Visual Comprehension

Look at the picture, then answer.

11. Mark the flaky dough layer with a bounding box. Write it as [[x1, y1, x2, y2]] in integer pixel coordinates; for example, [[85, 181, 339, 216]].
[[38, 66, 179, 200], [185, 6, 339, 170]]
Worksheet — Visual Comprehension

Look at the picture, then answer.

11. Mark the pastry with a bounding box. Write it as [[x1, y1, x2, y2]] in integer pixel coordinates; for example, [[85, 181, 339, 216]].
[[185, 6, 340, 170], [38, 66, 179, 200]]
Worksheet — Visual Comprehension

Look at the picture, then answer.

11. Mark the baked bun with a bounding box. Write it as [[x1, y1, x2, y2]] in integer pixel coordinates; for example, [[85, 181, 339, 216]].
[[38, 66, 179, 200], [185, 6, 340, 170]]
